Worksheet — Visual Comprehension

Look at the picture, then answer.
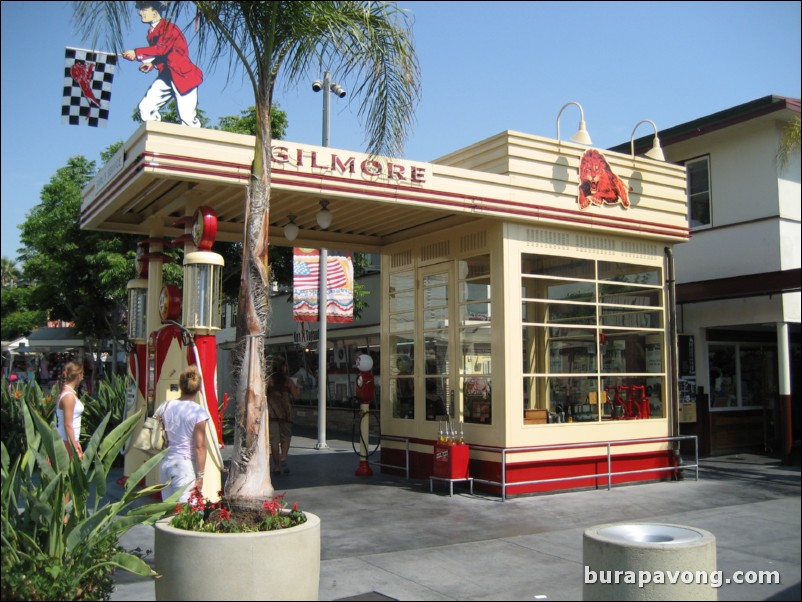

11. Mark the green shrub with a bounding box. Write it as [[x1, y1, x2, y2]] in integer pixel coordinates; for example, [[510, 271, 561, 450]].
[[1, 379, 58, 460], [1, 402, 179, 601], [80, 373, 129, 448]]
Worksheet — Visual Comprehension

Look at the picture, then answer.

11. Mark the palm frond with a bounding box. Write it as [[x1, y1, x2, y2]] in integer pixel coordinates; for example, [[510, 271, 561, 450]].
[[778, 115, 801, 169]]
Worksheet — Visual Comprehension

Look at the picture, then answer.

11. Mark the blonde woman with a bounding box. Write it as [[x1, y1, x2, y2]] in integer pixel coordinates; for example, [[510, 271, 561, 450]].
[[156, 365, 208, 502], [56, 361, 85, 459]]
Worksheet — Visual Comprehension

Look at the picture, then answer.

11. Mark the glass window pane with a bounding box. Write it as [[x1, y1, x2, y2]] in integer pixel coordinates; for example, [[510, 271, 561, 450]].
[[600, 306, 663, 329], [389, 286, 413, 314], [390, 377, 415, 419], [547, 329, 599, 373], [598, 262, 661, 285], [687, 158, 711, 228], [688, 159, 709, 194], [459, 255, 491, 279], [389, 312, 414, 332], [461, 326, 492, 374], [599, 285, 661, 307], [522, 254, 595, 279], [460, 302, 491, 324], [460, 280, 491, 304], [709, 344, 737, 408], [423, 273, 448, 288], [463, 375, 492, 424], [523, 376, 598, 421], [541, 301, 597, 326], [389, 336, 414, 368], [600, 331, 663, 374], [690, 192, 711, 228], [425, 377, 448, 421], [739, 345, 775, 409], [389, 271, 414, 292], [424, 334, 449, 375], [423, 306, 448, 326], [600, 377, 663, 419], [523, 277, 596, 302]]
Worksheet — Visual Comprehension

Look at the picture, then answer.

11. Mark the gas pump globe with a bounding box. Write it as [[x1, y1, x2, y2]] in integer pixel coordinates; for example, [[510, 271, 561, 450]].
[[182, 252, 224, 332], [183, 206, 224, 332], [126, 279, 148, 342]]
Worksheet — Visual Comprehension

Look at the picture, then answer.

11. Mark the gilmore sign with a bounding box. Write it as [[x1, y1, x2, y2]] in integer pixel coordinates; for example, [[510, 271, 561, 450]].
[[271, 145, 427, 184]]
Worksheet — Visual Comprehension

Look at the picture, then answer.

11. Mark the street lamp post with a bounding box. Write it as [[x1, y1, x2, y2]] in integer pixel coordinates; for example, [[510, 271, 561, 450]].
[[312, 71, 344, 450]]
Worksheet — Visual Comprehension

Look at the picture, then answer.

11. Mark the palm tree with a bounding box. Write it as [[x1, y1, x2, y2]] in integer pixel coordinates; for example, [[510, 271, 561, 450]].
[[73, 1, 420, 510], [1, 256, 21, 289]]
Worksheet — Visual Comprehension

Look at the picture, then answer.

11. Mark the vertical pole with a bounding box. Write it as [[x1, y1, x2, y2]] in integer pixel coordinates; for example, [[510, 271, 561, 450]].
[[316, 72, 332, 450], [665, 247, 682, 475], [777, 322, 792, 465], [316, 248, 328, 449]]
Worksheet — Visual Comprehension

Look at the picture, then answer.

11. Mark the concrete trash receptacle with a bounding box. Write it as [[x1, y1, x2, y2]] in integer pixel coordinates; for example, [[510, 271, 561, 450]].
[[583, 523, 716, 601]]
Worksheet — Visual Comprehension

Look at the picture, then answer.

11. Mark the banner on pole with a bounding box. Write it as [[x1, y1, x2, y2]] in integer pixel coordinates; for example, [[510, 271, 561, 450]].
[[293, 248, 353, 323]]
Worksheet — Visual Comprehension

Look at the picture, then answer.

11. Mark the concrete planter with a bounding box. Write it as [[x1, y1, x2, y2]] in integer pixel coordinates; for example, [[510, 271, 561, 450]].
[[154, 512, 321, 601]]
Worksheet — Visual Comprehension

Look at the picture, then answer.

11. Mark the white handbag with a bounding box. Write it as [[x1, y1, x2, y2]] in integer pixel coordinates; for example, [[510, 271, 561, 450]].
[[133, 403, 171, 453]]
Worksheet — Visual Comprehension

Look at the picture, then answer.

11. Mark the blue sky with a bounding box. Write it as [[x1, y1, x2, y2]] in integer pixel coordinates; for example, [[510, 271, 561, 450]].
[[2, 1, 800, 262]]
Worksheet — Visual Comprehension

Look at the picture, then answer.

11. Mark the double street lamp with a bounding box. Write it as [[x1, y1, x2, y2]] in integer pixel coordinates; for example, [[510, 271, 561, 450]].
[[312, 71, 345, 450]]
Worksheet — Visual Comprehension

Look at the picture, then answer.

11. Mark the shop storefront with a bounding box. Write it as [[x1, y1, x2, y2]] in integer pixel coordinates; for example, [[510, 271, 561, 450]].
[[81, 119, 688, 495], [380, 220, 680, 490]]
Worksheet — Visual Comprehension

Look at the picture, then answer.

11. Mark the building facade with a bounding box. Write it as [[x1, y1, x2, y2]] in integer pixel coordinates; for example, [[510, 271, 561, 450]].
[[617, 95, 801, 462]]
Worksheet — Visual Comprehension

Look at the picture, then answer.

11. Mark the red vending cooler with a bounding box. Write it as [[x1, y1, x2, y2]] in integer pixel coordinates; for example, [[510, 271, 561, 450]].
[[433, 442, 470, 479]]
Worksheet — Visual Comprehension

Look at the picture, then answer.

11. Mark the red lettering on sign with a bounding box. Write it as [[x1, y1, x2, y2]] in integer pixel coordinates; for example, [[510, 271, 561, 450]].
[[361, 159, 382, 176], [332, 155, 356, 174]]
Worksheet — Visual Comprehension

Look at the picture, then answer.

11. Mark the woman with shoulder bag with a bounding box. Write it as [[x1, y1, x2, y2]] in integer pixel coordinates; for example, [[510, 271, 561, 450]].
[[156, 365, 208, 502]]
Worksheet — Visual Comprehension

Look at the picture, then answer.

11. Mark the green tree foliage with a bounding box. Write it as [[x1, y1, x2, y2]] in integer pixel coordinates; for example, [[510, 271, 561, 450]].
[[214, 105, 288, 139], [0, 286, 46, 341], [17, 157, 138, 346]]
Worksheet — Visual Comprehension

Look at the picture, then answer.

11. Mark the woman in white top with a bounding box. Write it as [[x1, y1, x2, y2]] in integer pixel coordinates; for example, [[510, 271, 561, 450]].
[[156, 365, 208, 502], [56, 361, 85, 459]]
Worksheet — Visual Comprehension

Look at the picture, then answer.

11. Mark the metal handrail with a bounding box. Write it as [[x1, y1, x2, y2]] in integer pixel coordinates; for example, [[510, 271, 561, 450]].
[[470, 435, 698, 501], [370, 434, 410, 480]]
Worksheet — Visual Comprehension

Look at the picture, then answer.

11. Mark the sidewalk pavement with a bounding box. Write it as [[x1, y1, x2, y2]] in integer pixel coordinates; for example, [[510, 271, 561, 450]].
[[111, 429, 801, 601]]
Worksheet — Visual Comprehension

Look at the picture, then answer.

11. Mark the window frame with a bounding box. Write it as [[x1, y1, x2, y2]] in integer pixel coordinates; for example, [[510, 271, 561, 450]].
[[521, 254, 666, 423], [685, 155, 712, 230]]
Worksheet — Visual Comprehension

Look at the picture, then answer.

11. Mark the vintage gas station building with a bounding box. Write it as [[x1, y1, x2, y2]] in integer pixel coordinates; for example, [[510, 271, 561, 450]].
[[81, 118, 689, 495]]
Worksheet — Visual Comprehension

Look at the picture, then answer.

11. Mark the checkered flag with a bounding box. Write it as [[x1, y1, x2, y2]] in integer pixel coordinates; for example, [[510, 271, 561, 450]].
[[62, 47, 117, 127]]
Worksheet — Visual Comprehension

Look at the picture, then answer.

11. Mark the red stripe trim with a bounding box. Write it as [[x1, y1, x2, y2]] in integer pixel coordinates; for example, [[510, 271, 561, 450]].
[[83, 151, 689, 240]]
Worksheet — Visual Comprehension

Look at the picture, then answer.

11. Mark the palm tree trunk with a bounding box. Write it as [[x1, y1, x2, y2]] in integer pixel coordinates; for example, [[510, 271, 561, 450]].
[[226, 107, 275, 509]]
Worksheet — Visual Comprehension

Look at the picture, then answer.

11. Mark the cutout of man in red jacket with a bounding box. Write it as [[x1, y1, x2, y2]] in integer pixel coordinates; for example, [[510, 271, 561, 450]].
[[122, 1, 203, 127]]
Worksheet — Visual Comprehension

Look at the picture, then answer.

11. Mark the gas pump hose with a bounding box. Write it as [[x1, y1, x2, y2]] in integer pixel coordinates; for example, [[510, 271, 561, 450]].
[[351, 398, 381, 458]]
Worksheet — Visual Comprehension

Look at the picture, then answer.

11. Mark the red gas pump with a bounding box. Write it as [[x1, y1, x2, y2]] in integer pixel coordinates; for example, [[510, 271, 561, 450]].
[[122, 267, 148, 476], [354, 353, 374, 476], [122, 240, 173, 482], [171, 206, 226, 499], [124, 207, 226, 500]]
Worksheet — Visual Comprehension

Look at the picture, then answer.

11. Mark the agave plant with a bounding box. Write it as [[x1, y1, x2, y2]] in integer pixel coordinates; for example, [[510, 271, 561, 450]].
[[1, 378, 58, 461], [80, 373, 129, 448], [1, 403, 178, 601]]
